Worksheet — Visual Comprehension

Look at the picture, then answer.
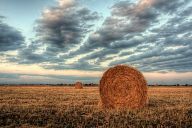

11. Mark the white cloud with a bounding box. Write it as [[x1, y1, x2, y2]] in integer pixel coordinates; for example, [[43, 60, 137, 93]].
[[58, 0, 75, 7], [0, 63, 102, 77]]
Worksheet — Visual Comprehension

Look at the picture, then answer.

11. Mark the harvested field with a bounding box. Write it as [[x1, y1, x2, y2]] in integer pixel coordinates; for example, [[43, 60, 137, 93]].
[[0, 86, 192, 128]]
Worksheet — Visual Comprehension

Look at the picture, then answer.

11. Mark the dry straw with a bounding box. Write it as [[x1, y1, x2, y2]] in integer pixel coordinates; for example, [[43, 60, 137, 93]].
[[190, 88, 192, 99], [99, 65, 147, 109], [75, 82, 83, 89]]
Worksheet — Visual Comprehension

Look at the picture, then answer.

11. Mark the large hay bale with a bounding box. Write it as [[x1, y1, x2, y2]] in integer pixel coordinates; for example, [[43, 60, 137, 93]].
[[75, 82, 83, 89], [99, 65, 147, 109]]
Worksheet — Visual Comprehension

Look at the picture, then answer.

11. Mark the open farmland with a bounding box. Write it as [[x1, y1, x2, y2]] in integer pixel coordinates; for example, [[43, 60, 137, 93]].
[[0, 86, 192, 128]]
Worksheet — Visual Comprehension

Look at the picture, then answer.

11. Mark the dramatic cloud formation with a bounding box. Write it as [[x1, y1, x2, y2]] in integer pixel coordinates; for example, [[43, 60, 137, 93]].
[[60, 0, 192, 72], [36, 0, 99, 49], [1, 0, 192, 84], [14, 0, 100, 66], [0, 16, 24, 51]]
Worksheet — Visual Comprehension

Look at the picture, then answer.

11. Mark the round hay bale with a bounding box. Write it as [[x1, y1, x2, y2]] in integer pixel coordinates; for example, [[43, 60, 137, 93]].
[[97, 100, 103, 108], [75, 82, 83, 89], [99, 65, 147, 109]]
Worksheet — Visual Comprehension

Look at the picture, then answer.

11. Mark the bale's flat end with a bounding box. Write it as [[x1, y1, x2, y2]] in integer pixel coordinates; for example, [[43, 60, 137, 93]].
[[99, 65, 148, 109]]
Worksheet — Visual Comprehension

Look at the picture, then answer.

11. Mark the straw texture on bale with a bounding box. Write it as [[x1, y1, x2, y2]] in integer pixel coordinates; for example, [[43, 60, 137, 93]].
[[75, 82, 83, 89], [99, 65, 147, 109]]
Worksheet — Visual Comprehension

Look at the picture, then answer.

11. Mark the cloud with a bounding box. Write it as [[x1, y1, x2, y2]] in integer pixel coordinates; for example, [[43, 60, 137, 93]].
[[13, 0, 100, 66], [62, 0, 192, 72], [8, 0, 192, 74], [43, 61, 103, 71], [1, 72, 192, 85], [0, 17, 24, 52], [0, 16, 5, 19], [35, 0, 99, 50], [64, 0, 159, 59], [58, 0, 75, 7], [0, 73, 99, 84], [0, 73, 19, 79]]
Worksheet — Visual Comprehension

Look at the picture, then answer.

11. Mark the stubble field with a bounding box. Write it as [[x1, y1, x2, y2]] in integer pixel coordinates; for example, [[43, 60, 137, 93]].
[[0, 86, 192, 128]]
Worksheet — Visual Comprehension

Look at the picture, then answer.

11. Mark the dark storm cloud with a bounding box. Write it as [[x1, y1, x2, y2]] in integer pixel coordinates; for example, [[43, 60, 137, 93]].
[[0, 17, 24, 51]]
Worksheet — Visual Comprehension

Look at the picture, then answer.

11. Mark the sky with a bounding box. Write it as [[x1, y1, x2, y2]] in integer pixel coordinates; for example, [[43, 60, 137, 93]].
[[0, 0, 192, 84]]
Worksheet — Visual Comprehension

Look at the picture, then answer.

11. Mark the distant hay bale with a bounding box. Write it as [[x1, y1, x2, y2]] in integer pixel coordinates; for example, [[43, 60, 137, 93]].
[[99, 65, 148, 109], [75, 82, 83, 89]]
